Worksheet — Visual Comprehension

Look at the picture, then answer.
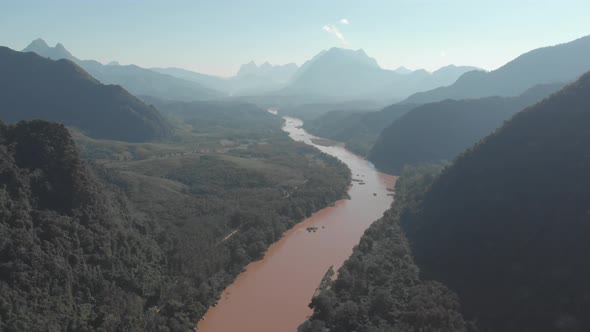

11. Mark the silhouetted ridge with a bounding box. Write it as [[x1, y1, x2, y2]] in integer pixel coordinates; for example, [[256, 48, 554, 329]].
[[0, 46, 172, 141], [404, 34, 590, 103], [22, 39, 221, 101]]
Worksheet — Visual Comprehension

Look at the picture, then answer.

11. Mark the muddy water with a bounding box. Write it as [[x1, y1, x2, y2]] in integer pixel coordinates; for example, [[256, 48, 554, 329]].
[[197, 116, 397, 332]]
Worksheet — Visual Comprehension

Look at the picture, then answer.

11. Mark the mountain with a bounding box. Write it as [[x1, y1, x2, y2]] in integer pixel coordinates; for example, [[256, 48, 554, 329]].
[[0, 120, 167, 330], [22, 38, 221, 101], [303, 103, 417, 156], [280, 47, 479, 101], [404, 35, 590, 104], [151, 66, 229, 91], [401, 71, 590, 331], [369, 82, 565, 174], [0, 46, 171, 141], [236, 61, 298, 83], [393, 66, 413, 74], [279, 100, 383, 123], [23, 38, 75, 61], [282, 48, 387, 98], [146, 98, 283, 132], [153, 61, 299, 96]]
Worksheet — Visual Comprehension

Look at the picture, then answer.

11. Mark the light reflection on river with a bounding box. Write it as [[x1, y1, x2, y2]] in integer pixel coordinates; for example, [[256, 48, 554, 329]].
[[197, 116, 397, 332]]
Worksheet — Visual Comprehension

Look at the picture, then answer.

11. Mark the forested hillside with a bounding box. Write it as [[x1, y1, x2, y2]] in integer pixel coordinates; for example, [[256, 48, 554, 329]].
[[304, 103, 416, 156], [300, 165, 473, 332], [0, 113, 350, 330], [369, 83, 563, 173], [0, 120, 167, 331], [401, 71, 590, 331], [404, 34, 590, 104], [147, 99, 283, 132], [0, 46, 172, 142]]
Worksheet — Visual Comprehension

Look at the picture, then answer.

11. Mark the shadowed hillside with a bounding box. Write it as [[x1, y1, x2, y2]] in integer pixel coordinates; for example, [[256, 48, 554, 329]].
[[304, 103, 417, 156], [370, 83, 564, 173], [0, 120, 167, 331], [300, 165, 473, 332], [402, 71, 590, 331], [0, 46, 172, 142]]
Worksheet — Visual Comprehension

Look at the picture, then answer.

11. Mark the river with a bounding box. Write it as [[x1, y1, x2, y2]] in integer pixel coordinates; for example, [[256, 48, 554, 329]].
[[197, 116, 397, 331]]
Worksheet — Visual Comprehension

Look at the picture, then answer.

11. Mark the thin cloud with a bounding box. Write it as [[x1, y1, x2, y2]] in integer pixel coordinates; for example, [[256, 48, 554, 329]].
[[322, 24, 348, 45], [340, 18, 349, 25]]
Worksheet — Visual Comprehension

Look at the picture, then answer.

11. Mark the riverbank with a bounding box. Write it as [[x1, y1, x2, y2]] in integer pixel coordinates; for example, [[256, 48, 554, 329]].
[[197, 116, 397, 332]]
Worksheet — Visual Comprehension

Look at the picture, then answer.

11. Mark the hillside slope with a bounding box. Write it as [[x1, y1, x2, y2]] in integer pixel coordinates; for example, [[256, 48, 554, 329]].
[[369, 83, 564, 173], [304, 103, 417, 156], [0, 120, 166, 331], [300, 166, 471, 332], [403, 71, 590, 331]]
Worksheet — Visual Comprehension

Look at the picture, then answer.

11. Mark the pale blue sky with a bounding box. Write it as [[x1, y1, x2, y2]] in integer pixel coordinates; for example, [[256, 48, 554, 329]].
[[1, 0, 589, 77]]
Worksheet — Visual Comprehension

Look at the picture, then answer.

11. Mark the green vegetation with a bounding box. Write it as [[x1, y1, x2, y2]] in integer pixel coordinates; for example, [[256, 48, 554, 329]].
[[0, 46, 172, 142], [304, 72, 590, 332], [8, 30, 590, 332], [0, 120, 167, 331], [369, 83, 563, 174], [150, 98, 284, 133], [300, 165, 472, 332], [304, 104, 416, 156], [400, 72, 590, 331], [0, 96, 351, 330]]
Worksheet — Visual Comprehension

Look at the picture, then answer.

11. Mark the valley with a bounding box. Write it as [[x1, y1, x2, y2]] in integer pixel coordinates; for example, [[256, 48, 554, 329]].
[[197, 117, 396, 331], [2, 8, 590, 331]]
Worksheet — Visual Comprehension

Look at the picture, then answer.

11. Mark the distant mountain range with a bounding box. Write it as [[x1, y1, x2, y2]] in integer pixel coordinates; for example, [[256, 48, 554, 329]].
[[236, 61, 299, 83], [278, 47, 480, 102], [0, 46, 171, 141], [155, 47, 479, 103], [369, 82, 565, 173], [23, 38, 221, 101], [23, 35, 590, 109], [153, 61, 299, 96], [404, 35, 590, 104], [21, 38, 482, 104]]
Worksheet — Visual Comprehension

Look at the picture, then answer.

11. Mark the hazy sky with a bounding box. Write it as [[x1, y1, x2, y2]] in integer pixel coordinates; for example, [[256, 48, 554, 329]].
[[1, 0, 589, 77]]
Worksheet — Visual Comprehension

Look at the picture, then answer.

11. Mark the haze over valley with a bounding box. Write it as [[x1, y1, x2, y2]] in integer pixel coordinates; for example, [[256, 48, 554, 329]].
[[2, 1, 590, 331]]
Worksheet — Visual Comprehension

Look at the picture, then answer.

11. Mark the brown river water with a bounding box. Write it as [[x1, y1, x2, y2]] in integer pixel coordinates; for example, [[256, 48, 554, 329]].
[[197, 116, 397, 332]]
